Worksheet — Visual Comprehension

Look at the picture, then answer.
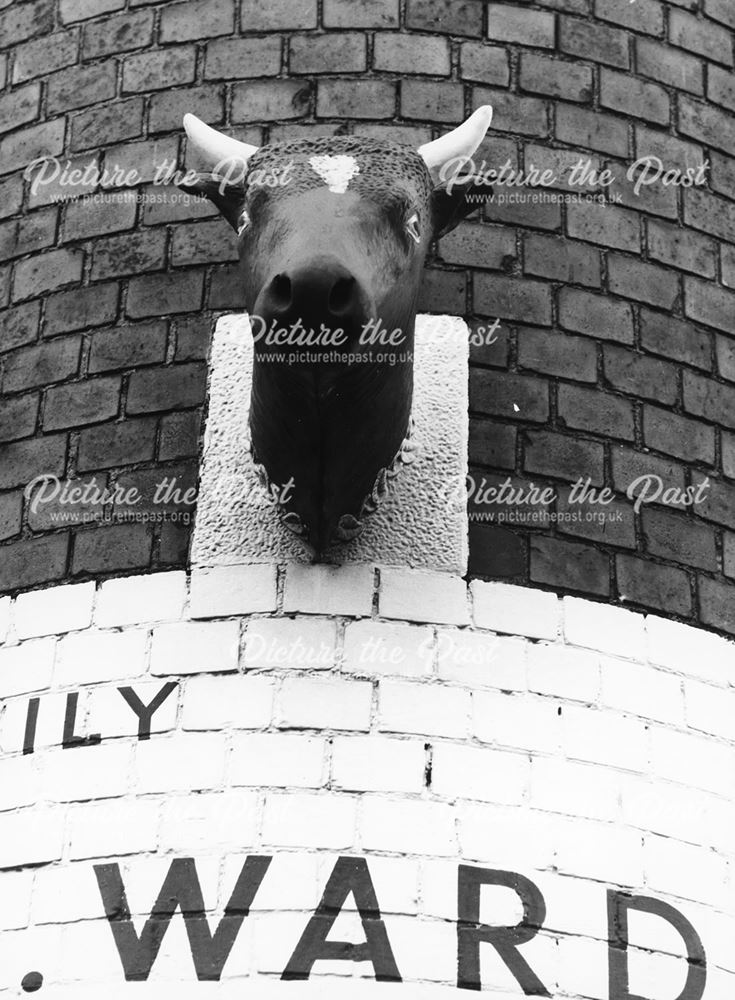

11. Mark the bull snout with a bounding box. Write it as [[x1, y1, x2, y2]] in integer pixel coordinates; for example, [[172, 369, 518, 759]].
[[254, 257, 370, 335]]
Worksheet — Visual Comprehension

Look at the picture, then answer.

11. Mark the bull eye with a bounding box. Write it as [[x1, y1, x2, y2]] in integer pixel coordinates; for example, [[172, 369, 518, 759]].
[[237, 209, 251, 237], [406, 212, 421, 246]]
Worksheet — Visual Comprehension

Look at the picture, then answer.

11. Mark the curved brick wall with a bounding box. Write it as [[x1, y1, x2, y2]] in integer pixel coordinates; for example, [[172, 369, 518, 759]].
[[1, 0, 735, 636], [0, 570, 733, 995]]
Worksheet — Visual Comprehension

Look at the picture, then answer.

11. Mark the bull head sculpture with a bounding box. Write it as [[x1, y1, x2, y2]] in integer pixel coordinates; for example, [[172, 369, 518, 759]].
[[181, 106, 494, 557]]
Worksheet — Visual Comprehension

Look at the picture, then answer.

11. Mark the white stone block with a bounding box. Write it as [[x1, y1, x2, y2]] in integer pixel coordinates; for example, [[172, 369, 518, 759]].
[[181, 674, 274, 731], [0, 596, 10, 644], [229, 734, 327, 788], [261, 792, 356, 849], [473, 690, 562, 755], [0, 807, 65, 869], [458, 801, 557, 871], [342, 619, 434, 677], [530, 756, 620, 822], [360, 797, 457, 856], [563, 596, 646, 659], [32, 863, 106, 923], [379, 568, 470, 625], [554, 816, 644, 887], [66, 798, 161, 860], [283, 563, 374, 617], [160, 791, 260, 852], [436, 630, 527, 690], [562, 704, 649, 773], [189, 563, 278, 618], [90, 680, 178, 740], [40, 742, 132, 802], [644, 834, 730, 910], [243, 616, 337, 671], [14, 582, 95, 639], [192, 313, 469, 574], [378, 679, 471, 738], [55, 628, 148, 687], [431, 743, 528, 805], [471, 581, 560, 640], [685, 679, 735, 740], [0, 871, 33, 930], [527, 642, 599, 704], [331, 736, 425, 793], [0, 755, 40, 811], [646, 614, 734, 684], [133, 734, 227, 793], [0, 637, 56, 697], [150, 620, 240, 675], [276, 676, 373, 731], [649, 724, 735, 799], [95, 571, 187, 628], [601, 656, 684, 726]]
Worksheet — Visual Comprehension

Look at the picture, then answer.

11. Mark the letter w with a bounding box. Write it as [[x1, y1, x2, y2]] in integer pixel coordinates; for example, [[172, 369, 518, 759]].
[[94, 856, 272, 981]]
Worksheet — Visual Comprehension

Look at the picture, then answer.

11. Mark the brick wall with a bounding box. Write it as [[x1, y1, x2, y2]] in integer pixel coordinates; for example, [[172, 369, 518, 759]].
[[0, 569, 733, 994], [1, 0, 735, 635]]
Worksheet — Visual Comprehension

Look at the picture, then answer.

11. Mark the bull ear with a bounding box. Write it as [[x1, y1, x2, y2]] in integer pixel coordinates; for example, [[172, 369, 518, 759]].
[[431, 179, 494, 239], [418, 106, 493, 186], [178, 170, 246, 232]]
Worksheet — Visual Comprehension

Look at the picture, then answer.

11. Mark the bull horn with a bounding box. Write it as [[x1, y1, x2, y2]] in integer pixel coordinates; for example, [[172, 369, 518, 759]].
[[183, 113, 259, 171], [418, 105, 493, 185]]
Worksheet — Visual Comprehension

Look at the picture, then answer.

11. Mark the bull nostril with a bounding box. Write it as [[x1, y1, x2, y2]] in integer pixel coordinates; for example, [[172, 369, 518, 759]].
[[329, 276, 356, 316], [271, 274, 292, 310]]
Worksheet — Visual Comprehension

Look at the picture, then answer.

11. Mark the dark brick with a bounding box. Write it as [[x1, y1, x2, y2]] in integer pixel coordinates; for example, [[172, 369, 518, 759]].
[[518, 327, 598, 382], [685, 276, 735, 334], [157, 519, 189, 565], [560, 15, 629, 68], [0, 119, 66, 177], [635, 39, 703, 95], [144, 188, 216, 227], [0, 434, 67, 491], [0, 0, 54, 46], [487, 4, 555, 47], [401, 81, 464, 123], [558, 288, 633, 343], [0, 175, 23, 221], [160, 411, 202, 461], [724, 432, 735, 478], [683, 190, 735, 246], [0, 491, 22, 542], [77, 418, 158, 471], [241, 0, 317, 29], [89, 323, 168, 374], [603, 346, 677, 405], [470, 369, 549, 423], [47, 64, 117, 115], [150, 85, 224, 134], [472, 88, 548, 138], [558, 384, 635, 440], [439, 223, 516, 270], [127, 363, 207, 414], [708, 66, 735, 113], [485, 197, 561, 232], [317, 80, 394, 120], [611, 445, 687, 500], [71, 98, 144, 152], [0, 302, 41, 353], [407, 0, 483, 36], [44, 377, 121, 431], [635, 125, 705, 173], [460, 43, 510, 86], [0, 533, 69, 592], [604, 158, 678, 221], [679, 95, 735, 157], [670, 9, 733, 66], [607, 255, 679, 311], [0, 83, 41, 136], [292, 33, 367, 74], [469, 523, 526, 579], [640, 308, 711, 371], [524, 144, 603, 194], [82, 8, 153, 58], [468, 318, 510, 368], [13, 30, 79, 83], [25, 472, 109, 531], [127, 271, 205, 319], [175, 315, 214, 361], [123, 47, 196, 94], [683, 370, 735, 430], [63, 193, 137, 242], [469, 418, 517, 471], [567, 202, 640, 253], [60, 0, 124, 21], [160, 0, 234, 42], [0, 393, 38, 443], [556, 487, 636, 549], [205, 36, 280, 80], [597, 0, 664, 34], [531, 536, 610, 595], [643, 508, 717, 571], [726, 534, 735, 578], [525, 430, 605, 485], [616, 554, 691, 615], [0, 210, 57, 263], [91, 229, 167, 281], [208, 265, 249, 310], [233, 80, 312, 122], [699, 576, 735, 635], [44, 284, 119, 338], [72, 523, 154, 575], [555, 104, 629, 157], [3, 337, 81, 393], [698, 478, 735, 530], [520, 53, 593, 103], [115, 463, 197, 518], [468, 468, 556, 530], [718, 337, 735, 384], [102, 136, 180, 187], [475, 274, 552, 325], [417, 267, 467, 314], [324, 0, 397, 26], [524, 234, 600, 287], [172, 220, 238, 267], [601, 69, 669, 125], [705, 0, 735, 28], [648, 218, 717, 279]]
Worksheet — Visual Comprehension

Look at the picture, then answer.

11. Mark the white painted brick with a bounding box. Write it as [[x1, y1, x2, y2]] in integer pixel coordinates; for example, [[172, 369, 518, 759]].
[[0, 871, 33, 930], [432, 743, 528, 805], [0, 596, 10, 644], [530, 756, 620, 822], [385, 915, 457, 984], [151, 620, 240, 675], [181, 674, 274, 730], [283, 563, 374, 616], [32, 863, 105, 923], [55, 628, 148, 687], [420, 859, 465, 920], [40, 742, 132, 802], [0, 691, 70, 754], [644, 834, 730, 910], [459, 802, 557, 870], [650, 724, 735, 799], [133, 733, 226, 793], [646, 614, 733, 684], [563, 596, 646, 659], [0, 807, 65, 869], [262, 791, 356, 848], [360, 797, 456, 856], [0, 755, 40, 811], [379, 568, 470, 625], [527, 643, 599, 703], [342, 620, 433, 677], [66, 798, 160, 859], [249, 911, 314, 975], [473, 690, 562, 755], [231, 852, 321, 911], [555, 816, 644, 886], [535, 872, 609, 941], [190, 563, 278, 618], [557, 935, 609, 1000], [331, 736, 425, 793], [230, 733, 326, 788], [0, 637, 55, 697], [90, 680, 178, 739], [437, 630, 527, 690], [243, 616, 337, 671], [622, 776, 730, 850], [276, 676, 372, 731], [322, 853, 419, 915], [378, 679, 470, 738], [14, 582, 95, 639], [471, 581, 560, 640], [95, 571, 187, 627], [601, 656, 684, 725], [562, 704, 649, 773], [160, 790, 260, 851], [685, 679, 735, 739]]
